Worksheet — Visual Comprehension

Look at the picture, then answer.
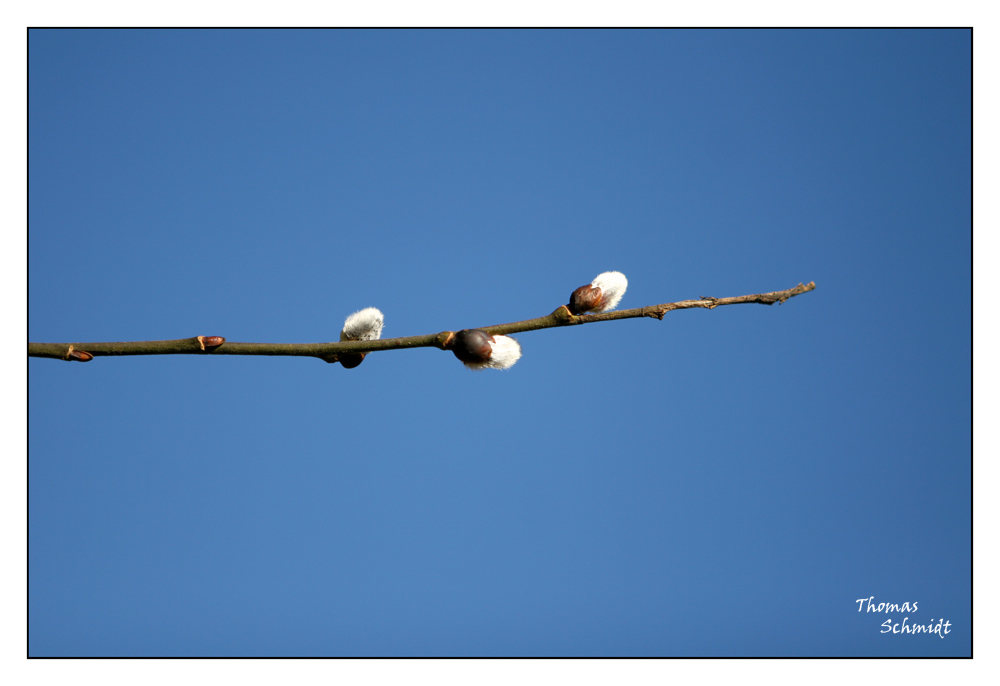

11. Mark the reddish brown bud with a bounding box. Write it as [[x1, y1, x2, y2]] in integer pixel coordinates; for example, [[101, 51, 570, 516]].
[[197, 335, 225, 350], [568, 284, 603, 315], [339, 352, 367, 369], [449, 329, 495, 365], [67, 349, 93, 362]]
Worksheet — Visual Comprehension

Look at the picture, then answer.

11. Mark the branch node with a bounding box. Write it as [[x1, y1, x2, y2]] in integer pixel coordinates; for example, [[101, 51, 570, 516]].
[[436, 331, 456, 350], [551, 304, 575, 323]]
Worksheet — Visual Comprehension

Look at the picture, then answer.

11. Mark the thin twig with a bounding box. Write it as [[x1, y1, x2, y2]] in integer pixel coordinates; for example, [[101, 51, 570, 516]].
[[28, 281, 816, 363]]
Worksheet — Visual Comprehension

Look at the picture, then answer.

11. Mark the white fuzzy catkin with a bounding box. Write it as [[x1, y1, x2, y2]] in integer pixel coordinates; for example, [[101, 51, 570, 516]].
[[590, 271, 628, 312], [464, 335, 522, 371], [340, 307, 385, 341]]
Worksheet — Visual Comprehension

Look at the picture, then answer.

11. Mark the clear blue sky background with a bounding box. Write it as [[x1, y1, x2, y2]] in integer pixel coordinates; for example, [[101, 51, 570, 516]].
[[28, 29, 970, 657]]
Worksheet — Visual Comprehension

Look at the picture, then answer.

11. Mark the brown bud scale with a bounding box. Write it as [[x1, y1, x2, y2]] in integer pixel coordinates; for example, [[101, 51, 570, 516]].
[[568, 284, 604, 315], [450, 329, 495, 364], [339, 352, 367, 369]]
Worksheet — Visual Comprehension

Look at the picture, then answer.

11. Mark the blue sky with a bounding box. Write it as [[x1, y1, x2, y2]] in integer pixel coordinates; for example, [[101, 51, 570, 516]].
[[28, 29, 970, 657]]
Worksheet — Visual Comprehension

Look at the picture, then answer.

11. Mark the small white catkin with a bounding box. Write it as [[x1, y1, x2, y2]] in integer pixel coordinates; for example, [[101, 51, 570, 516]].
[[340, 307, 385, 341], [462, 335, 522, 371], [590, 271, 628, 312], [484, 335, 522, 370]]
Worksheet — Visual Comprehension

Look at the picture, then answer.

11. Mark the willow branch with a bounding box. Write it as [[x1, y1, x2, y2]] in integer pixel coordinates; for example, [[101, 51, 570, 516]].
[[28, 281, 816, 363]]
